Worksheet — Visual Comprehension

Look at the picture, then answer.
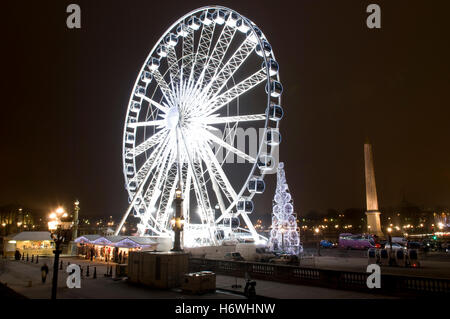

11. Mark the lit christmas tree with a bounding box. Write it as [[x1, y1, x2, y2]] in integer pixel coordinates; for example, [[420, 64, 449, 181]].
[[269, 162, 302, 254]]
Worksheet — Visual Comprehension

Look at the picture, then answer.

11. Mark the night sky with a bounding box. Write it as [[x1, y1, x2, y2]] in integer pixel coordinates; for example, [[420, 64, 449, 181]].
[[2, 0, 450, 220]]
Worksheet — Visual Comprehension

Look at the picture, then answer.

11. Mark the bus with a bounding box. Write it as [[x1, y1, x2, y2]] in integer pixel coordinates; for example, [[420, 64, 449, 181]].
[[338, 233, 376, 250]]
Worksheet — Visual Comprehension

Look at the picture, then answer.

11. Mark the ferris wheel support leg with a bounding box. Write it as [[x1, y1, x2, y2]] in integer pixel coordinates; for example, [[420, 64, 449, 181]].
[[115, 140, 168, 236], [180, 129, 218, 246], [115, 190, 141, 236], [239, 211, 260, 244]]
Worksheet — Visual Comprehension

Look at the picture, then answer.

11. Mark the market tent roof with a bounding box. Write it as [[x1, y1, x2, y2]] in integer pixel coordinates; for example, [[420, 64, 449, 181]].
[[126, 236, 157, 245], [91, 237, 113, 245], [104, 236, 127, 243], [74, 235, 101, 243], [11, 231, 52, 241], [114, 238, 143, 248], [73, 234, 158, 248], [114, 236, 157, 248]]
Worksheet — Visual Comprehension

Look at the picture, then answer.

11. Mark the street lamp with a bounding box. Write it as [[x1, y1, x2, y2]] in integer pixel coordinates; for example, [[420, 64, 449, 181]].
[[48, 206, 70, 300], [171, 188, 184, 252], [387, 226, 394, 266]]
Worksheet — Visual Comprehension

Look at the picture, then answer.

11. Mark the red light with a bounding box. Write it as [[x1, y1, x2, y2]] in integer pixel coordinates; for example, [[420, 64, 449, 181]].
[[413, 264, 417, 267]]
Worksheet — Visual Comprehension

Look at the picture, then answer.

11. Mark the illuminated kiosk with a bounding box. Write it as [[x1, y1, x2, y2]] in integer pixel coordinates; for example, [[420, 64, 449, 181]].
[[115, 6, 285, 248]]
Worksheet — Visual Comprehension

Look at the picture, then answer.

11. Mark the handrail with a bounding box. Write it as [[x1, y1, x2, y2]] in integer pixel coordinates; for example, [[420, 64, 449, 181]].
[[188, 258, 450, 296]]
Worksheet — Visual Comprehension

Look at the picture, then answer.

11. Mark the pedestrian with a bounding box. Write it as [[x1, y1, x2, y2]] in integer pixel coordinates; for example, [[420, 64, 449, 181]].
[[119, 251, 122, 264], [114, 247, 118, 263], [15, 250, 21, 260], [41, 263, 49, 283], [248, 281, 256, 299]]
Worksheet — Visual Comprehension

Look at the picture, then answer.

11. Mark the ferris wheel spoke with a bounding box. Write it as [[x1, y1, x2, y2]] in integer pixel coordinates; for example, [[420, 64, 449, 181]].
[[181, 130, 215, 231], [130, 133, 171, 185], [204, 114, 266, 125], [141, 95, 169, 112], [127, 120, 165, 129], [207, 37, 257, 99], [204, 129, 256, 164], [127, 129, 168, 158], [182, 163, 192, 223], [190, 17, 215, 84], [142, 145, 174, 212], [199, 140, 238, 208], [145, 145, 177, 231], [203, 68, 266, 116], [198, 23, 236, 90], [155, 164, 178, 230], [152, 70, 176, 106], [192, 162, 216, 237], [142, 170, 177, 235], [137, 199, 165, 235], [166, 45, 181, 84], [181, 26, 195, 82], [117, 132, 171, 236]]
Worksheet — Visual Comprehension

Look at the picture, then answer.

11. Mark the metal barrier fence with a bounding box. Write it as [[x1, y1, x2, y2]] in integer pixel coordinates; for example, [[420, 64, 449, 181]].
[[189, 258, 450, 296]]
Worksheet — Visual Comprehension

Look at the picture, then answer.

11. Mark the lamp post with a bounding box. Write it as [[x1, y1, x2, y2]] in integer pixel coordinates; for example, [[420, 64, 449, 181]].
[[48, 207, 70, 300], [387, 226, 393, 266], [72, 200, 80, 240], [171, 188, 184, 252]]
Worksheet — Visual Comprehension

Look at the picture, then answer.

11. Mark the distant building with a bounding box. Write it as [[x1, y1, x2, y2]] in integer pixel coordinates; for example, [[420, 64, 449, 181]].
[[0, 206, 36, 236]]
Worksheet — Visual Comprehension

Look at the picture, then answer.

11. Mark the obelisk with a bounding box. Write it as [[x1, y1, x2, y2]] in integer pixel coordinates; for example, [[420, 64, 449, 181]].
[[364, 139, 384, 237]]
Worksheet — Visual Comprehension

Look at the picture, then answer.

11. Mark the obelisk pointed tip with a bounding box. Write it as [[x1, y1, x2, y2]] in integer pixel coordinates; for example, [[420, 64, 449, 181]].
[[364, 136, 371, 145]]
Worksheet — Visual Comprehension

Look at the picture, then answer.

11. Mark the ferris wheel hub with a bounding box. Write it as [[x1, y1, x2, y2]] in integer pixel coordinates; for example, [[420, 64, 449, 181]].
[[165, 106, 180, 130]]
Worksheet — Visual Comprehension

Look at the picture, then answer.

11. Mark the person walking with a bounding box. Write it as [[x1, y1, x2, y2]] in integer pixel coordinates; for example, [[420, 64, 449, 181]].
[[15, 250, 21, 260], [41, 263, 49, 283]]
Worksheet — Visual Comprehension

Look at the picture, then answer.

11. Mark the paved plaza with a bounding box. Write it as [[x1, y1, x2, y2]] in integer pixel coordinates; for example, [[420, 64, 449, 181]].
[[0, 256, 395, 299], [0, 257, 242, 299], [1, 252, 449, 299]]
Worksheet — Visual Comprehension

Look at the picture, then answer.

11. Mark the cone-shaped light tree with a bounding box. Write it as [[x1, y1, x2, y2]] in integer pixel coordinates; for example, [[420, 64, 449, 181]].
[[268, 162, 302, 255]]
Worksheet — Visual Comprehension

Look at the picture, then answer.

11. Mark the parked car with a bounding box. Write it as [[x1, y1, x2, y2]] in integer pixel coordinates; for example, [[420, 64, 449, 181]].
[[384, 243, 406, 250], [320, 240, 335, 248], [338, 233, 376, 250], [254, 247, 276, 262], [269, 254, 299, 265], [224, 252, 244, 261]]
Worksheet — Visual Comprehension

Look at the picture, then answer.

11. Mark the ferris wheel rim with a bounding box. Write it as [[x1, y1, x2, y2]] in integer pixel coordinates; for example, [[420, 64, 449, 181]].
[[120, 6, 282, 243]]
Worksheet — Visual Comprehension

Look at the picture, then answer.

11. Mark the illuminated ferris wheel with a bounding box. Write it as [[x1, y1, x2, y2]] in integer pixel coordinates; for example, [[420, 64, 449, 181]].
[[116, 6, 284, 247]]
